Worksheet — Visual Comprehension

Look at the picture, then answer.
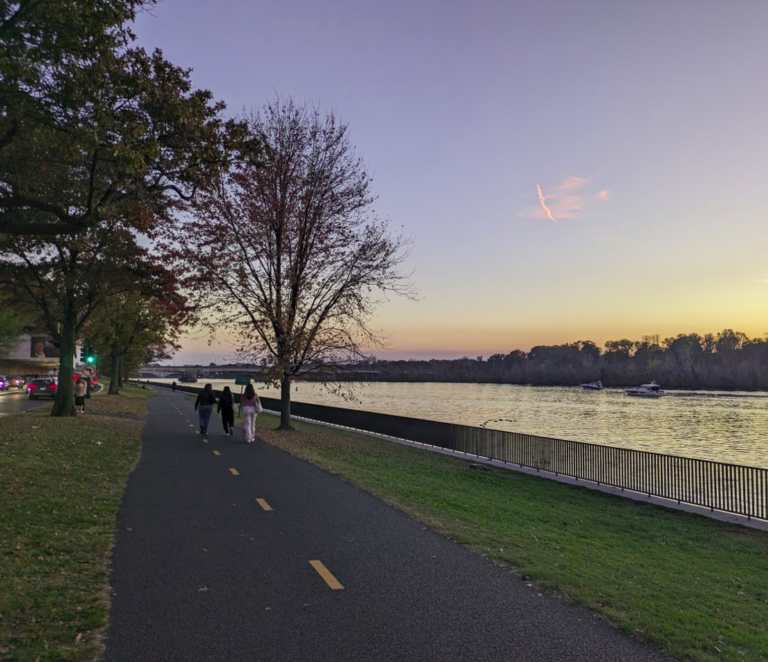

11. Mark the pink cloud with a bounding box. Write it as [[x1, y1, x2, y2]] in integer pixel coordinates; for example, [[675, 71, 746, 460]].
[[520, 177, 608, 221], [596, 189, 610, 201], [536, 184, 556, 222]]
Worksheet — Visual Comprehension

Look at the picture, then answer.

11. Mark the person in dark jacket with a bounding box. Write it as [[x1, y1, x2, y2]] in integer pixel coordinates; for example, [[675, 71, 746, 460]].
[[217, 386, 235, 437], [194, 383, 217, 435]]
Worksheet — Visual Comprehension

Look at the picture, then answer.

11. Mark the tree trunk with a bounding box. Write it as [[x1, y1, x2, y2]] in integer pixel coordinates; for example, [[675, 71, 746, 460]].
[[51, 312, 77, 417], [108, 347, 120, 394], [279, 374, 293, 431], [117, 356, 124, 388]]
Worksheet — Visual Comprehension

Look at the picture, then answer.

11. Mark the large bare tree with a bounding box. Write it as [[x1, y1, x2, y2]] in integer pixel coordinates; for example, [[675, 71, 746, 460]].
[[172, 98, 413, 429]]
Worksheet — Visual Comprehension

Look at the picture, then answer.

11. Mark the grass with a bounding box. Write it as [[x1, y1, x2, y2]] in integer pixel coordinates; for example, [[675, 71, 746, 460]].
[[0, 383, 153, 662], [255, 413, 768, 662]]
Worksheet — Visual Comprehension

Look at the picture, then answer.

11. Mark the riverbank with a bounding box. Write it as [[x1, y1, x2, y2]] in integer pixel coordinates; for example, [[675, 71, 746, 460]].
[[0, 384, 152, 662], [255, 412, 768, 662]]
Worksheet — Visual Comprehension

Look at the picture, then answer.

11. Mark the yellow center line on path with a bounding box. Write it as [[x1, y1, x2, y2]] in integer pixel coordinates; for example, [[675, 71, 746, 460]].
[[203, 439, 209, 443], [309, 560, 344, 590], [213, 450, 221, 456], [229, 468, 239, 476], [256, 498, 273, 511]]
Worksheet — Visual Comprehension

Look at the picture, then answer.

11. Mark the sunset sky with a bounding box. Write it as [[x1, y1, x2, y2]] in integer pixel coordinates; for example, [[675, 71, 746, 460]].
[[135, 0, 768, 363]]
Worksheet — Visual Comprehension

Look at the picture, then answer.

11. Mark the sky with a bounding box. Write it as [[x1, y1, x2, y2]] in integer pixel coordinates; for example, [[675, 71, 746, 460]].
[[134, 0, 768, 363]]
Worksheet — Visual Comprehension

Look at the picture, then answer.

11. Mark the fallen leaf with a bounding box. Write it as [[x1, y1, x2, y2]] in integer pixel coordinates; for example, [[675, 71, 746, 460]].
[[75, 633, 82, 643], [197, 587, 208, 592], [264, 606, 271, 611]]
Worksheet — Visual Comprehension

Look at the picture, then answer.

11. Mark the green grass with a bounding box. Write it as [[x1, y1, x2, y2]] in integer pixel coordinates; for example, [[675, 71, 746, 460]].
[[255, 413, 768, 662], [0, 384, 153, 661]]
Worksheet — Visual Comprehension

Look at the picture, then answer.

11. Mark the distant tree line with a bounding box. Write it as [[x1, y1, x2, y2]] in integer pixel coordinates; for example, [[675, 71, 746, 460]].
[[336, 330, 768, 391]]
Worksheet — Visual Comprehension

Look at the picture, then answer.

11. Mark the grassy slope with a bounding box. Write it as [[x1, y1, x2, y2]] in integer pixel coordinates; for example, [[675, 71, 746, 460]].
[[255, 413, 768, 662], [0, 384, 153, 662]]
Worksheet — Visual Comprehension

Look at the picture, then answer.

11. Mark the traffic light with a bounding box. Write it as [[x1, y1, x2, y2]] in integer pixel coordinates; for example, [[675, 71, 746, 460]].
[[80, 343, 97, 365]]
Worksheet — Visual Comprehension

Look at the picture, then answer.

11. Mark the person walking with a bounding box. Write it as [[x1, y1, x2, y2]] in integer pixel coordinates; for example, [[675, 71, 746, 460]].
[[194, 384, 217, 435], [218, 386, 235, 437], [75, 378, 87, 414], [241, 384, 262, 443], [172, 381, 177, 392]]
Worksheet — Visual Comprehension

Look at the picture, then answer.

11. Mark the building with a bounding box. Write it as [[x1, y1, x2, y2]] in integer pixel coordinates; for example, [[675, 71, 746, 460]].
[[0, 334, 60, 377]]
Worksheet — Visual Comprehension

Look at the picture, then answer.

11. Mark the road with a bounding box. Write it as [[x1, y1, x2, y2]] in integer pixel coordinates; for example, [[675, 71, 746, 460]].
[[0, 389, 47, 416], [104, 387, 670, 662]]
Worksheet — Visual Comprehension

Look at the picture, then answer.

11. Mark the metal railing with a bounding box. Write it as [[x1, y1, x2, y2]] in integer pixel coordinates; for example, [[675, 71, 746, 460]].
[[148, 381, 768, 521]]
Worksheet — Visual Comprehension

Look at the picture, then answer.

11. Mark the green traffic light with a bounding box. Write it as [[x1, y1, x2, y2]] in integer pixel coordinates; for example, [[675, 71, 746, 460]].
[[86, 355, 95, 364]]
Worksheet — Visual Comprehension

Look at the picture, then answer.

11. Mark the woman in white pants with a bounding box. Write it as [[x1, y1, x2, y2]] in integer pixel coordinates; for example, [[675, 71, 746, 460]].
[[240, 383, 261, 443]]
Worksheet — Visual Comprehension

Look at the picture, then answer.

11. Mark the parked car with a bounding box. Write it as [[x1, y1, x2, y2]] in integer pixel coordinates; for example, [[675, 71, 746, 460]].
[[9, 376, 26, 389], [0, 376, 8, 391], [27, 379, 58, 400]]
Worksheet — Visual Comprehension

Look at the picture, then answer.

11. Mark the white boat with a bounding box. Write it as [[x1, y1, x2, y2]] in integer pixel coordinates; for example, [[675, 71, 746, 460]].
[[625, 381, 664, 398], [580, 380, 604, 390]]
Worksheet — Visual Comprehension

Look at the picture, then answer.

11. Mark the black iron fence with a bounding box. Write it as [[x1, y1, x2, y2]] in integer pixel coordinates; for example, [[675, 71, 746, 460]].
[[149, 381, 768, 521]]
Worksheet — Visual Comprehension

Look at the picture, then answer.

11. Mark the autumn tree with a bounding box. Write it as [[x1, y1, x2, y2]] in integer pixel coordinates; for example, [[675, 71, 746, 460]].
[[1, 0, 254, 236], [171, 99, 412, 429], [0, 223, 157, 414], [87, 279, 189, 395]]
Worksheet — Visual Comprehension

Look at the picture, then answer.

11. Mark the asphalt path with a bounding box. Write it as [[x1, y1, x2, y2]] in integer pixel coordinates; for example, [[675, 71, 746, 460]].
[[104, 388, 670, 662]]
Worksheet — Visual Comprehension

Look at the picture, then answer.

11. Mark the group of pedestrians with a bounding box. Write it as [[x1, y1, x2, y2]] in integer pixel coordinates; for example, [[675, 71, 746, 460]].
[[193, 383, 262, 442]]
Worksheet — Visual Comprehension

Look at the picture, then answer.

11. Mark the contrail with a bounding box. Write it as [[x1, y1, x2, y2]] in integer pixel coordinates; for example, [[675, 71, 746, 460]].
[[536, 184, 556, 222]]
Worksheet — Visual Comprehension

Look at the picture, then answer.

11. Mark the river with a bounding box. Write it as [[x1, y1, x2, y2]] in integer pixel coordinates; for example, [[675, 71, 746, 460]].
[[152, 379, 768, 469]]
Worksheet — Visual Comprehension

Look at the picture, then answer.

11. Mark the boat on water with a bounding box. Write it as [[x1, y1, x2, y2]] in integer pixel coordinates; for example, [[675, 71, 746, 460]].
[[580, 380, 604, 390], [178, 372, 198, 383], [625, 381, 663, 398]]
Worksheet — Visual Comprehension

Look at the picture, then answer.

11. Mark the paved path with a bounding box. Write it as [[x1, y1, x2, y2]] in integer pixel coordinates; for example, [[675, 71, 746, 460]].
[[104, 388, 670, 662]]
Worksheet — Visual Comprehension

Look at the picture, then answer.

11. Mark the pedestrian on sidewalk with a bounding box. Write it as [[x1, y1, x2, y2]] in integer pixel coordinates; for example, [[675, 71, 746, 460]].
[[194, 384, 217, 435], [172, 381, 177, 392], [75, 378, 87, 414], [218, 386, 235, 437], [241, 383, 262, 443]]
